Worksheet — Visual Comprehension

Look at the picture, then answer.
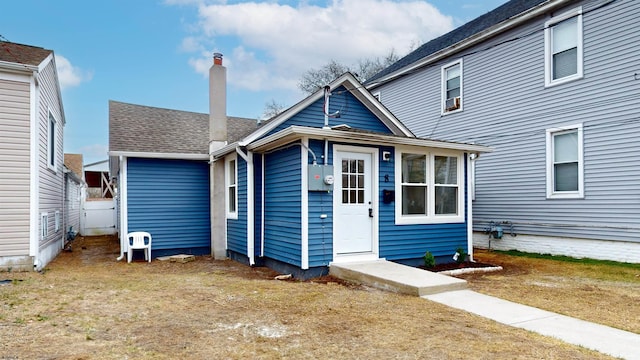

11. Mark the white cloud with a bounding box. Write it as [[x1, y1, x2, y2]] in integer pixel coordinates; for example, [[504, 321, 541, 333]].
[[176, 0, 453, 92], [55, 54, 93, 90]]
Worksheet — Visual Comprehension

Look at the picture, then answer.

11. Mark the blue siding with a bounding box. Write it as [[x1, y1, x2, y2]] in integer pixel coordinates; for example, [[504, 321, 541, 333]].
[[253, 155, 263, 257], [263, 146, 302, 266], [307, 139, 333, 267], [269, 86, 393, 135], [127, 158, 210, 256], [227, 157, 248, 255], [377, 147, 468, 262]]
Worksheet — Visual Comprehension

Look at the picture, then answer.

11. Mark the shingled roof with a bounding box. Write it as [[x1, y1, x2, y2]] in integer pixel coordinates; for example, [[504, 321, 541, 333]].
[[367, 0, 550, 84], [109, 100, 258, 154], [0, 41, 52, 67]]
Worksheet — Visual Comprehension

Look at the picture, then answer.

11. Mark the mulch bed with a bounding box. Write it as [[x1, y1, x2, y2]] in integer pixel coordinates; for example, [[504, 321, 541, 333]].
[[420, 261, 499, 272]]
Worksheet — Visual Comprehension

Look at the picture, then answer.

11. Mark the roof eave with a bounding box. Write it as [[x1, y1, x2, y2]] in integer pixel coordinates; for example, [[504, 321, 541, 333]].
[[108, 151, 209, 161], [246, 125, 492, 154], [367, 0, 572, 89]]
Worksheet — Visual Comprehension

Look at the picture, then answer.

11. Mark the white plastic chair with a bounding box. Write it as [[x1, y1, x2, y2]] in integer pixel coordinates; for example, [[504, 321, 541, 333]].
[[127, 231, 152, 263]]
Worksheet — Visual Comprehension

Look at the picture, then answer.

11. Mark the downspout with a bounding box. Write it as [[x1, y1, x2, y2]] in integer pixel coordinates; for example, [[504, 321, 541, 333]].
[[116, 156, 127, 261], [30, 70, 40, 270], [466, 153, 475, 261], [261, 153, 265, 257], [235, 147, 255, 266]]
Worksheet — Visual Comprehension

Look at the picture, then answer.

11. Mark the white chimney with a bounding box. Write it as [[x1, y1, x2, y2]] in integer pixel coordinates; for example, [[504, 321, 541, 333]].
[[209, 52, 227, 145]]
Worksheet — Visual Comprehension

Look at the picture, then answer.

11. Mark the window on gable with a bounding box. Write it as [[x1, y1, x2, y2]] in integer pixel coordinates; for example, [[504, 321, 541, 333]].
[[545, 8, 583, 86], [396, 150, 463, 224], [226, 156, 238, 219], [546, 124, 584, 199], [47, 111, 57, 171], [441, 60, 462, 114]]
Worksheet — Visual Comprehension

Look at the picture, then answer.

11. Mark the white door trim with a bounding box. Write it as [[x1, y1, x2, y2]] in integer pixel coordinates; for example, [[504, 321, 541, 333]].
[[332, 145, 379, 263]]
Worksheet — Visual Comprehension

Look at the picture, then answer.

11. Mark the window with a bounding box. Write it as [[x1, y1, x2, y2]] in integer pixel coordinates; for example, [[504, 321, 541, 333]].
[[226, 156, 237, 219], [545, 8, 583, 86], [54, 211, 60, 232], [441, 60, 462, 114], [546, 124, 584, 199], [396, 150, 463, 224], [41, 213, 48, 239], [47, 111, 57, 171], [341, 158, 365, 204]]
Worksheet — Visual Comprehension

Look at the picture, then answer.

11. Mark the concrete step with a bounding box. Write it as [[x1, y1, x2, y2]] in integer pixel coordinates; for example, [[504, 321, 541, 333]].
[[330, 260, 467, 296]]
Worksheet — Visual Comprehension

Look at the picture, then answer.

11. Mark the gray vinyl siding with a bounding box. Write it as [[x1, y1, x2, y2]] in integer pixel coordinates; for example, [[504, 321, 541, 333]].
[[376, 0, 640, 243], [37, 61, 65, 248], [0, 79, 31, 256], [64, 176, 82, 236]]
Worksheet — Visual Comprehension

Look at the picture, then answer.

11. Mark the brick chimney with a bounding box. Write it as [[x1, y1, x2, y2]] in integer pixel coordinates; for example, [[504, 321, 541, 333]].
[[209, 52, 227, 146]]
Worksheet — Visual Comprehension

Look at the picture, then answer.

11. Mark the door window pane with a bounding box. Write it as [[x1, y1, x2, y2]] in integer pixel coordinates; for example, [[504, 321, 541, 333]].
[[342, 157, 366, 204]]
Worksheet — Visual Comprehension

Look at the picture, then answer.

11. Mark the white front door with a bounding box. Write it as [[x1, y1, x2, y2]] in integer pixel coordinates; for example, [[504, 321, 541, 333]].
[[333, 147, 377, 260]]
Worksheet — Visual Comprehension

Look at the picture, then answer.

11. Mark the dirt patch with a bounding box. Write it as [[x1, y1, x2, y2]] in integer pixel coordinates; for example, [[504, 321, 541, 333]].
[[0, 236, 619, 359]]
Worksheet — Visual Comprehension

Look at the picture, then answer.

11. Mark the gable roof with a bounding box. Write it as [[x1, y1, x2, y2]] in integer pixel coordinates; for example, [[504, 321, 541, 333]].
[[0, 41, 52, 68], [367, 0, 567, 86], [235, 72, 413, 148], [109, 100, 257, 156]]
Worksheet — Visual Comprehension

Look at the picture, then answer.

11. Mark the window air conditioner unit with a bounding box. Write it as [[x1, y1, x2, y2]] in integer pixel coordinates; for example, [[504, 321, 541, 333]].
[[445, 97, 460, 111]]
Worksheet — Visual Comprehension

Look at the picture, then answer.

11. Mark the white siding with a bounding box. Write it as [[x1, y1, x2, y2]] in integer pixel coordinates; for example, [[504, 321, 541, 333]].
[[37, 60, 65, 254], [0, 78, 31, 256], [377, 0, 640, 245]]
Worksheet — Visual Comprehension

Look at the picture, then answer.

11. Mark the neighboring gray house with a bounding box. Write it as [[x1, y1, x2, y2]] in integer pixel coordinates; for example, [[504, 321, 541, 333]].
[[0, 41, 66, 271], [367, 0, 640, 263], [63, 153, 85, 241]]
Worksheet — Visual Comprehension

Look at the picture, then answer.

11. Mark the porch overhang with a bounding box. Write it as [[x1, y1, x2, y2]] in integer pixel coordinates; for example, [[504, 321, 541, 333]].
[[243, 125, 492, 154]]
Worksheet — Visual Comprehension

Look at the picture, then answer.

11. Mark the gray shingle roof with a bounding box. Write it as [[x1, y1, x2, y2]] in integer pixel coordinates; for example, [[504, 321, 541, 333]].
[[109, 100, 257, 154], [366, 0, 550, 83], [0, 41, 52, 66]]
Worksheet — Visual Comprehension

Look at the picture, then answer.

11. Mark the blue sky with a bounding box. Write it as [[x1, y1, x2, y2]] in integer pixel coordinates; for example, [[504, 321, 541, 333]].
[[1, 0, 508, 164]]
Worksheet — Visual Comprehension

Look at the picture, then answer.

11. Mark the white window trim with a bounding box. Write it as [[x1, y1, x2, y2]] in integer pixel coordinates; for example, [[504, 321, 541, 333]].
[[395, 147, 464, 225], [544, 7, 583, 87], [54, 211, 60, 232], [441, 59, 463, 115], [372, 91, 381, 102], [546, 123, 584, 199], [41, 212, 48, 240], [47, 110, 57, 172], [225, 154, 238, 220]]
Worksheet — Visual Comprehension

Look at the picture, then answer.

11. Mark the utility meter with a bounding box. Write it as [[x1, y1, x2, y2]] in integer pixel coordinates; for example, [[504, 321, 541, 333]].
[[324, 175, 334, 185]]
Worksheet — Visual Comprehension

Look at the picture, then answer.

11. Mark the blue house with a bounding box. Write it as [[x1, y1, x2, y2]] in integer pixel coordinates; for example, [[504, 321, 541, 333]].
[[108, 100, 257, 260], [210, 70, 491, 278]]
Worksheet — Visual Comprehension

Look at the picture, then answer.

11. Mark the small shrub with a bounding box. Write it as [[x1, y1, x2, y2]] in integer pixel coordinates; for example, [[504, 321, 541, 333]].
[[423, 251, 436, 268]]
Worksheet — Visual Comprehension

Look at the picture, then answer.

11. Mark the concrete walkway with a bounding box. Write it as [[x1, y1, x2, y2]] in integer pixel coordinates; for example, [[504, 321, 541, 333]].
[[330, 260, 640, 360]]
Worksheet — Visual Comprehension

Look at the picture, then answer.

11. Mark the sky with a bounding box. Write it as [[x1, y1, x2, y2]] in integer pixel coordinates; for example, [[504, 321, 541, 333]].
[[1, 0, 508, 164]]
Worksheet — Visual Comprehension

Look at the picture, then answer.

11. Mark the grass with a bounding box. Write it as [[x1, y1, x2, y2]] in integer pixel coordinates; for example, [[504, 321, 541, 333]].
[[465, 249, 640, 334], [0, 236, 630, 359]]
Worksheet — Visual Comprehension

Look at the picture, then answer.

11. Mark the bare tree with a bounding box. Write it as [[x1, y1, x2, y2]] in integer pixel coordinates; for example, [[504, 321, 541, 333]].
[[261, 98, 286, 120], [297, 49, 400, 94]]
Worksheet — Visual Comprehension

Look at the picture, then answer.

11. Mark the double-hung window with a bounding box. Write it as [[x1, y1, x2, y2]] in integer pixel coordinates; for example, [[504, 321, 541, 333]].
[[226, 155, 238, 219], [545, 7, 583, 86], [41, 213, 49, 240], [396, 150, 463, 224], [441, 59, 462, 114], [47, 111, 57, 171], [546, 124, 584, 198]]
